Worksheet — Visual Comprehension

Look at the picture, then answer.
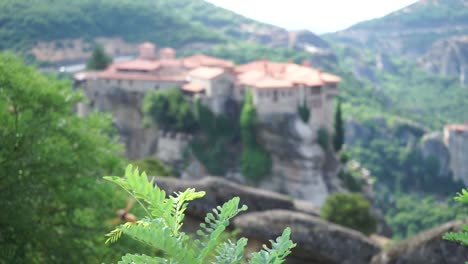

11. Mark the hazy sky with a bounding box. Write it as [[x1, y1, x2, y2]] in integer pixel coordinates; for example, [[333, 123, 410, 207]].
[[205, 0, 418, 33]]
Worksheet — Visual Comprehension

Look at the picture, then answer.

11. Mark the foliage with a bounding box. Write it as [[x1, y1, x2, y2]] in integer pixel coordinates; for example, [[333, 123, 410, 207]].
[[385, 194, 468, 240], [143, 88, 198, 133], [189, 100, 240, 176], [131, 157, 173, 177], [105, 165, 296, 263], [333, 100, 344, 152], [240, 90, 272, 182], [297, 100, 310, 123], [0, 0, 224, 52], [240, 147, 273, 183], [0, 52, 137, 263], [317, 128, 330, 151], [444, 189, 468, 246], [320, 193, 377, 235], [86, 45, 112, 70]]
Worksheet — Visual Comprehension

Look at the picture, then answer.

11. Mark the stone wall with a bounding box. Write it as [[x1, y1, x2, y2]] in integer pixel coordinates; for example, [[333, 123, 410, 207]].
[[444, 127, 468, 185], [156, 130, 192, 164]]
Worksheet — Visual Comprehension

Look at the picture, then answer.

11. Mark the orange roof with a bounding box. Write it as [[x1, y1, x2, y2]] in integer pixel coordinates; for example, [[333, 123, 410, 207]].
[[182, 83, 205, 93], [234, 60, 339, 88], [445, 124, 468, 132], [189, 67, 224, 80], [112, 59, 160, 71], [98, 72, 185, 82], [184, 54, 234, 69]]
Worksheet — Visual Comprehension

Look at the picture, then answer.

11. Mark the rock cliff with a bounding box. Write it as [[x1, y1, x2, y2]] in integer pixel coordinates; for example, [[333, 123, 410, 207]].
[[258, 114, 340, 206]]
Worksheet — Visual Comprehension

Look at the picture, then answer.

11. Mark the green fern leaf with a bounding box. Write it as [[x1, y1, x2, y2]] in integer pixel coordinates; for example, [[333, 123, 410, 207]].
[[170, 188, 205, 235], [196, 197, 248, 262], [213, 238, 248, 264], [118, 253, 168, 264], [249, 227, 296, 264]]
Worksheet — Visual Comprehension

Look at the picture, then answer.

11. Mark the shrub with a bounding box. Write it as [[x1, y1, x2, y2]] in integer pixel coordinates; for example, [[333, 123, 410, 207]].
[[131, 157, 173, 177], [444, 189, 468, 245], [241, 146, 272, 183], [321, 193, 377, 235], [105, 165, 296, 263], [86, 45, 112, 70], [143, 88, 198, 133]]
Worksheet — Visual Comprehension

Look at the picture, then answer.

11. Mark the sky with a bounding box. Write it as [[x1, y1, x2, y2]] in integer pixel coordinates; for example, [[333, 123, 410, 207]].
[[205, 0, 418, 33]]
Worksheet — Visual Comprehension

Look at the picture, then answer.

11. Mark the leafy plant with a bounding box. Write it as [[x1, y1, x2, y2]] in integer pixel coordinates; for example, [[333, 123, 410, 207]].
[[444, 189, 468, 246], [333, 99, 344, 152], [105, 165, 296, 263], [320, 193, 377, 235]]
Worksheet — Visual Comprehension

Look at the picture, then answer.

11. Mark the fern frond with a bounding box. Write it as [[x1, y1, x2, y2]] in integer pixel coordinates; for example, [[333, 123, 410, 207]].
[[213, 238, 248, 264], [196, 197, 248, 262], [116, 218, 197, 263], [249, 227, 296, 264], [170, 188, 205, 235], [105, 228, 124, 244], [444, 231, 468, 246], [104, 164, 175, 226], [118, 253, 168, 264], [454, 189, 468, 204]]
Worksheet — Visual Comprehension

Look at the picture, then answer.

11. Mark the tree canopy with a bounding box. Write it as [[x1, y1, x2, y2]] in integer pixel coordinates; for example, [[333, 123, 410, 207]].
[[0, 53, 135, 263], [86, 45, 112, 70]]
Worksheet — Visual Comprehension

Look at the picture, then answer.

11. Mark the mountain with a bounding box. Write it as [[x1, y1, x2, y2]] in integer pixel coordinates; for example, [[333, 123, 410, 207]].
[[0, 0, 332, 65], [331, 0, 468, 58]]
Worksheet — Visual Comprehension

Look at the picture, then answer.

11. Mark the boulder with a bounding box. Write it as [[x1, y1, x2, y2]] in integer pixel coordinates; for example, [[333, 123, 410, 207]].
[[233, 210, 380, 264], [152, 176, 320, 219], [371, 219, 468, 264]]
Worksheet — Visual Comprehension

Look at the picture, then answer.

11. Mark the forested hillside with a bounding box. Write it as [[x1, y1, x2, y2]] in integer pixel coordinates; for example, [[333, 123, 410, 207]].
[[0, 0, 224, 51]]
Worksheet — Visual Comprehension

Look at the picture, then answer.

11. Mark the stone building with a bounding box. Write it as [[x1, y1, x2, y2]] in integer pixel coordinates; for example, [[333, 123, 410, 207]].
[[444, 124, 468, 185], [74, 42, 340, 158]]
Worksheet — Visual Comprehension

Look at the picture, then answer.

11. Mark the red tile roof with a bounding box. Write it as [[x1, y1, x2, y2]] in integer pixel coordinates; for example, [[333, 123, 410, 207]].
[[189, 67, 224, 80], [98, 72, 185, 82], [184, 54, 234, 69], [111, 59, 160, 72], [182, 82, 205, 93], [234, 60, 340, 88], [445, 124, 468, 132]]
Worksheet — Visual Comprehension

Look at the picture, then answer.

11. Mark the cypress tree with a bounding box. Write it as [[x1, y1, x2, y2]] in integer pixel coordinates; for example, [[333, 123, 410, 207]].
[[86, 45, 112, 70], [333, 100, 344, 152]]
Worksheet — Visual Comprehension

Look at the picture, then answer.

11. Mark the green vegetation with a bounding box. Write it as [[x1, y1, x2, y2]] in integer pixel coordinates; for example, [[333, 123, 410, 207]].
[[104, 165, 296, 263], [131, 157, 173, 177], [143, 88, 198, 133], [333, 100, 344, 152], [240, 91, 272, 182], [297, 100, 310, 123], [0, 52, 141, 263], [444, 189, 468, 245], [317, 127, 330, 151], [320, 193, 377, 235], [86, 45, 112, 70], [0, 0, 223, 52], [386, 194, 468, 240], [190, 100, 240, 176]]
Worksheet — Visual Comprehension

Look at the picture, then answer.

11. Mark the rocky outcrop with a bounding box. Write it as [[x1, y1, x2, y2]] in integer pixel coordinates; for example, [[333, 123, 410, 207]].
[[444, 125, 468, 185], [233, 210, 380, 264], [258, 115, 337, 206], [371, 219, 468, 264], [420, 132, 451, 177], [419, 35, 468, 86], [153, 176, 320, 219]]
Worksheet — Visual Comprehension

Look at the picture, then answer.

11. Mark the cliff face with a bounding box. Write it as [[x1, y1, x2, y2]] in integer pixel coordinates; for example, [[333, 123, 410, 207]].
[[419, 35, 468, 86], [444, 126, 468, 185], [258, 114, 341, 206]]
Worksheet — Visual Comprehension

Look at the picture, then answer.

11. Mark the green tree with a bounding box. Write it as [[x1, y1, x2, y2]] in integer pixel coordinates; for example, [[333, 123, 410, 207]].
[[320, 193, 377, 235], [239, 90, 271, 182], [86, 44, 112, 70], [444, 189, 468, 245], [333, 100, 344, 152], [0, 53, 130, 263], [143, 88, 198, 133], [105, 165, 296, 263], [297, 100, 310, 123]]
